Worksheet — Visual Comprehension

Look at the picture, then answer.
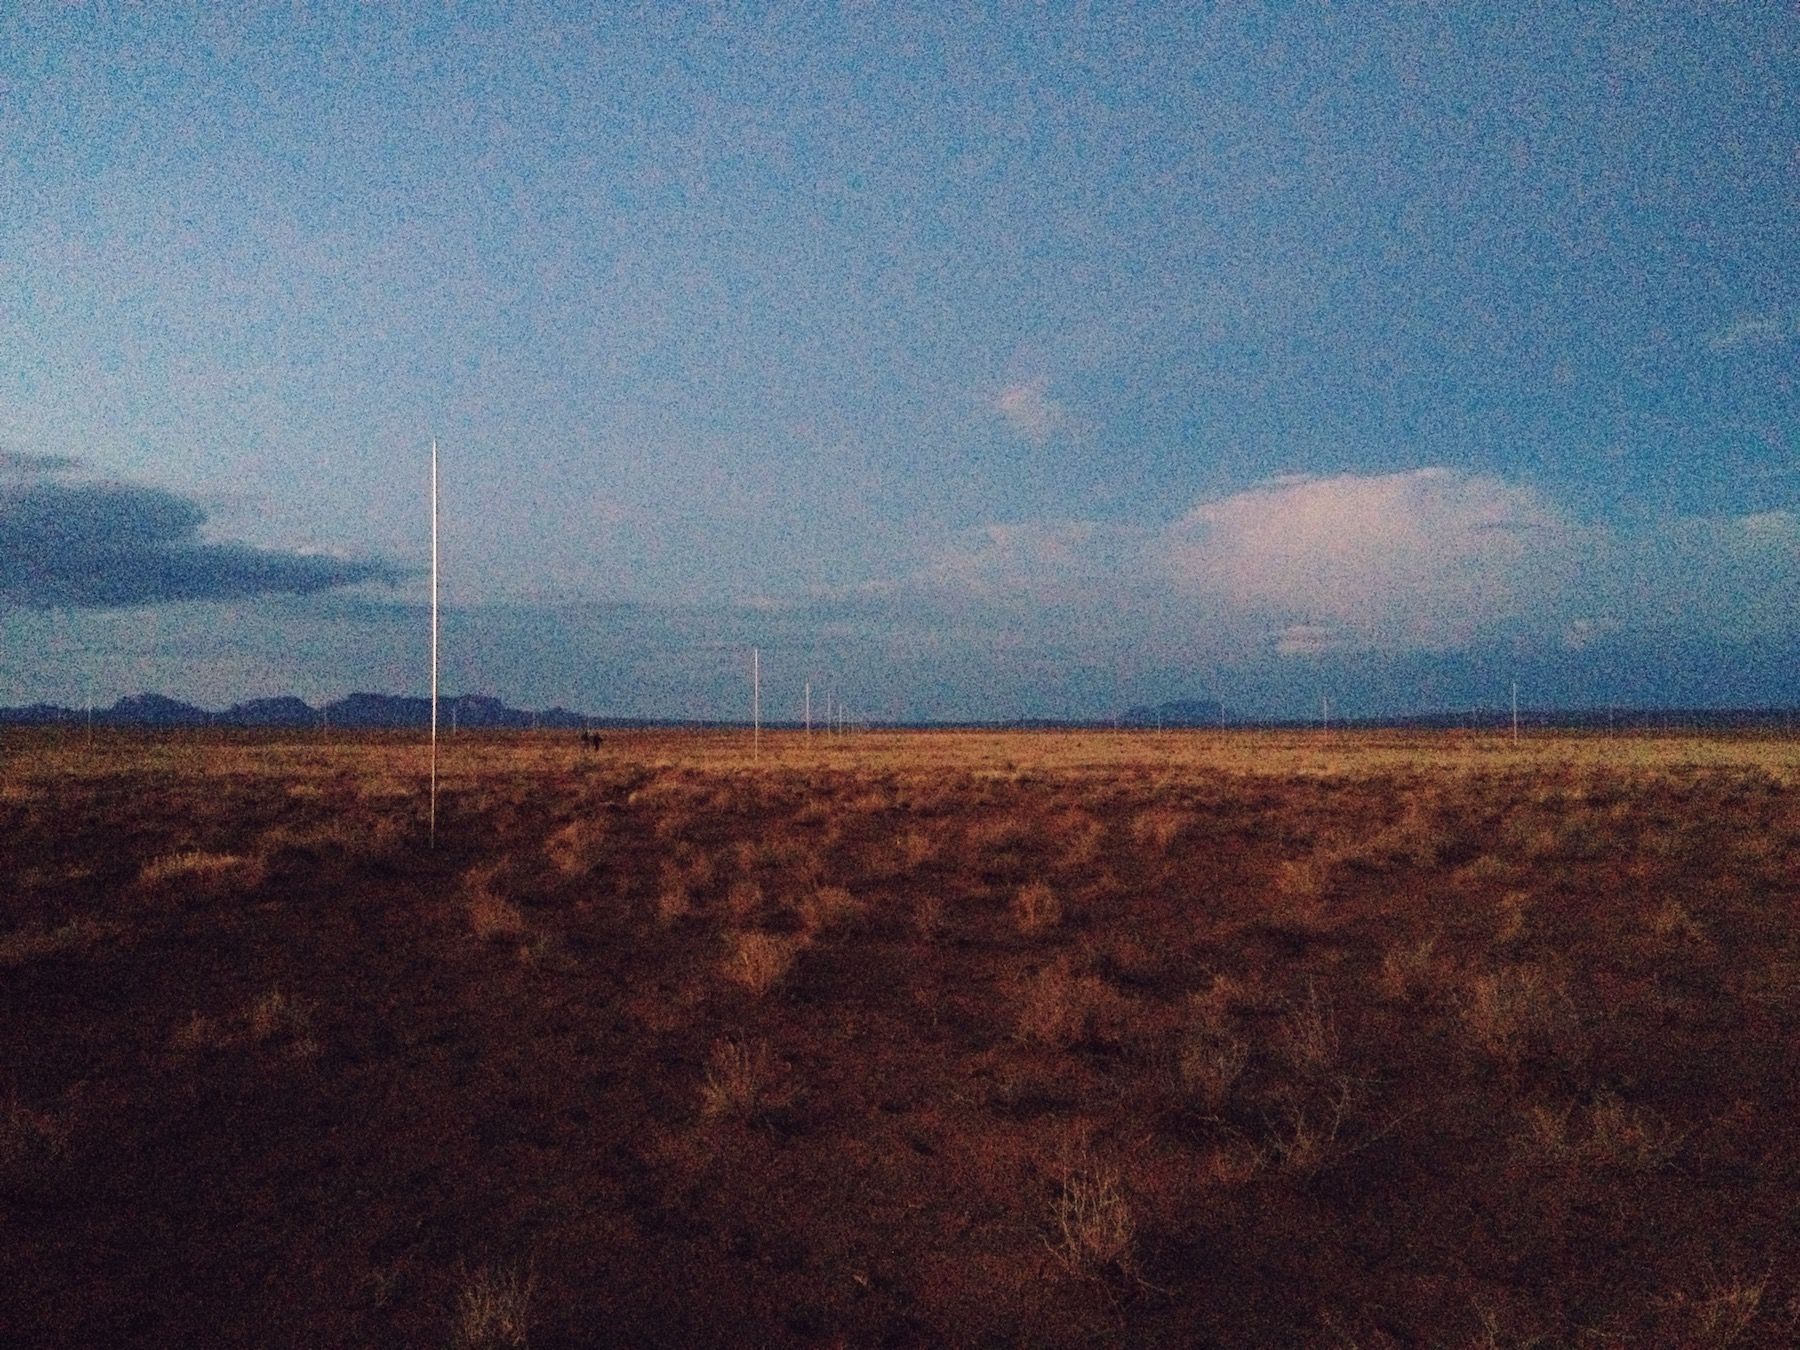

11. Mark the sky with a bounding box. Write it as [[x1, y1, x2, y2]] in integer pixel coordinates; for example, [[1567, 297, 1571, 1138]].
[[1, 4, 1795, 721]]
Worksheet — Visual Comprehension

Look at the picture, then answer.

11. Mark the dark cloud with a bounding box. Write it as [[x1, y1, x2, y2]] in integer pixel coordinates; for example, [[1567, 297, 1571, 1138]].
[[0, 478, 404, 608]]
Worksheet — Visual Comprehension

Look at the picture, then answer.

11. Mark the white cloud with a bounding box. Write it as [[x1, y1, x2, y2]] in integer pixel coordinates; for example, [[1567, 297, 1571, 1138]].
[[992, 378, 1073, 443], [1707, 312, 1797, 352], [1161, 469, 1575, 652]]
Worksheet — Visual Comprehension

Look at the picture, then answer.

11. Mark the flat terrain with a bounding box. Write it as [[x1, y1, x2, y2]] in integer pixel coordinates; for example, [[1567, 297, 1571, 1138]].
[[3, 727, 1799, 1347]]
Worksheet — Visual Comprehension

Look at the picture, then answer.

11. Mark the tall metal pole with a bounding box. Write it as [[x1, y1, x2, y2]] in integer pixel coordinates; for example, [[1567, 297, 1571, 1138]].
[[752, 646, 760, 759], [804, 681, 811, 737], [430, 438, 439, 848], [1511, 680, 1518, 746]]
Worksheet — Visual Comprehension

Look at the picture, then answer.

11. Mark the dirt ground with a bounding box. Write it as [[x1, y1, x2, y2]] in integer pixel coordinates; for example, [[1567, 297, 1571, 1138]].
[[3, 727, 1798, 1347]]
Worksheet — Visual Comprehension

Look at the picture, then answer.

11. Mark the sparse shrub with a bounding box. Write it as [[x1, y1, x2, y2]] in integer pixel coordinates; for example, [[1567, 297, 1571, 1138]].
[[451, 1262, 534, 1350], [1276, 980, 1340, 1074], [725, 931, 797, 995], [1049, 1156, 1136, 1277], [1013, 880, 1062, 936], [699, 1037, 770, 1121]]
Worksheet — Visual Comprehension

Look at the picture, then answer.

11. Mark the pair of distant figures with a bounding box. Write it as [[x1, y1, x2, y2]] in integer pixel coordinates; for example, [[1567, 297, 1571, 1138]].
[[578, 731, 605, 751]]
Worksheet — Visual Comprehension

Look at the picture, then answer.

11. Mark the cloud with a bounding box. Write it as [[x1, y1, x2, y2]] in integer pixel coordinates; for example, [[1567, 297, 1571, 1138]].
[[992, 378, 1074, 443], [1707, 312, 1797, 352], [0, 475, 404, 608], [1160, 468, 1578, 651]]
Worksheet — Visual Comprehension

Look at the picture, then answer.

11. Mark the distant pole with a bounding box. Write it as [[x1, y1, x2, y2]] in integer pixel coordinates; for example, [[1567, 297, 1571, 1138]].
[[430, 438, 439, 849], [1322, 693, 1330, 735], [1511, 680, 1519, 746], [804, 680, 811, 736], [752, 646, 761, 759]]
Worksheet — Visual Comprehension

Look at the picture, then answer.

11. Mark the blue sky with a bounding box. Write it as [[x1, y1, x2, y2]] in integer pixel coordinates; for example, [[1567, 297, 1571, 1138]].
[[1, 5, 1795, 719]]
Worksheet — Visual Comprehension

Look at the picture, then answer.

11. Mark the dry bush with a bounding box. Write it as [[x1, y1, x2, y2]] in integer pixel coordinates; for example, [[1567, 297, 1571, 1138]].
[[1376, 936, 1442, 1003], [451, 1263, 534, 1350], [1459, 964, 1585, 1070], [1266, 1078, 1359, 1179], [1016, 960, 1125, 1049], [795, 884, 858, 936], [1273, 854, 1332, 907], [724, 931, 798, 995], [724, 879, 767, 926], [1649, 1275, 1786, 1349], [963, 812, 1039, 861], [1052, 812, 1106, 871], [1648, 896, 1709, 946], [543, 817, 605, 877], [896, 827, 941, 870], [653, 875, 693, 926], [0, 917, 113, 970], [1128, 807, 1186, 855], [1049, 1156, 1136, 1277], [1013, 880, 1062, 936], [1275, 980, 1340, 1074], [172, 989, 319, 1058], [1516, 1093, 1682, 1172], [465, 867, 528, 942], [699, 1037, 771, 1121]]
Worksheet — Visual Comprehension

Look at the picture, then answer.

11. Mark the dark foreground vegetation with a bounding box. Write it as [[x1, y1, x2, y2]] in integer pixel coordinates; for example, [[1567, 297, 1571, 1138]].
[[3, 728, 1798, 1347]]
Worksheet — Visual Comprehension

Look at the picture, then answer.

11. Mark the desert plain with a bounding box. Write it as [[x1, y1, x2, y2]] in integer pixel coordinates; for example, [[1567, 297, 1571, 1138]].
[[2, 726, 1798, 1346]]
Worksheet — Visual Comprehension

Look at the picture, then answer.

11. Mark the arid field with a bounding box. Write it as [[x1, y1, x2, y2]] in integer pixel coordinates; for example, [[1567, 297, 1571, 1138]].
[[3, 726, 1798, 1347]]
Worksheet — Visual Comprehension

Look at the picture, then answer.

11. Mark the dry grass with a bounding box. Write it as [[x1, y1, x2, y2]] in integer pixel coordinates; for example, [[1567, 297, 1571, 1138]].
[[451, 1263, 533, 1350], [1049, 1154, 1136, 1278], [1459, 964, 1586, 1070], [724, 931, 799, 995], [138, 849, 259, 888], [699, 1037, 772, 1121]]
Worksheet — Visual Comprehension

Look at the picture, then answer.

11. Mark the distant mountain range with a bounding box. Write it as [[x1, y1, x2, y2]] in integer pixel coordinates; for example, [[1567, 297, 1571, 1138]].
[[0, 692, 610, 730]]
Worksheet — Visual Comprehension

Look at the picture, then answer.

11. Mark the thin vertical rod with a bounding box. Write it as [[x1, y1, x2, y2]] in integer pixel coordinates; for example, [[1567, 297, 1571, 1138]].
[[1511, 681, 1518, 746], [752, 647, 760, 759], [430, 438, 439, 848], [804, 681, 811, 737]]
